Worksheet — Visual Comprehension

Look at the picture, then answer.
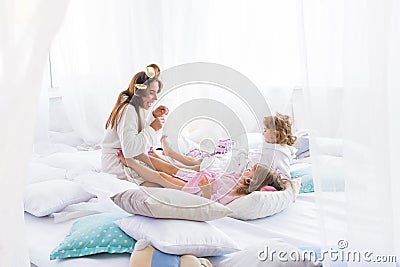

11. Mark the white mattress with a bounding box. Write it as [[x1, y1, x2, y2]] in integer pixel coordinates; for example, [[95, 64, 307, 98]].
[[25, 146, 346, 266], [25, 192, 346, 267]]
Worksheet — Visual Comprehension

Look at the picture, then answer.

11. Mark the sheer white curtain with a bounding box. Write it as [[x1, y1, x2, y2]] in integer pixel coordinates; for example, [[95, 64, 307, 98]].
[[50, 0, 138, 146], [301, 0, 400, 265], [50, 0, 302, 146], [0, 1, 69, 266], [34, 61, 52, 154]]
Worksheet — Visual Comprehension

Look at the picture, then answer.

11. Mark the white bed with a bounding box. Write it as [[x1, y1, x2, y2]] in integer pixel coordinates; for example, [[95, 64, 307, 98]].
[[25, 192, 343, 267], [25, 143, 342, 266]]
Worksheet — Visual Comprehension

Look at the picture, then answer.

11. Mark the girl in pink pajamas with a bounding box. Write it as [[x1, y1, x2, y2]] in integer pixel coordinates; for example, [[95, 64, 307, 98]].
[[125, 155, 287, 205], [180, 163, 287, 205], [118, 136, 288, 203]]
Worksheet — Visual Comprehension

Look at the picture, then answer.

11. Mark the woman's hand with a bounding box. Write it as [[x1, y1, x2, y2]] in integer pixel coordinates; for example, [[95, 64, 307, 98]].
[[152, 105, 169, 117], [150, 116, 165, 131]]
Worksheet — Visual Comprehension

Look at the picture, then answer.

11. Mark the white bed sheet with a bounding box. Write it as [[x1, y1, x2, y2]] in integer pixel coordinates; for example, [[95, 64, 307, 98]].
[[240, 192, 346, 248]]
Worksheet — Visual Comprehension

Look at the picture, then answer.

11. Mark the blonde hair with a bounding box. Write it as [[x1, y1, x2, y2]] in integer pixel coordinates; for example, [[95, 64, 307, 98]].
[[235, 164, 286, 195], [105, 64, 162, 131], [263, 113, 297, 146]]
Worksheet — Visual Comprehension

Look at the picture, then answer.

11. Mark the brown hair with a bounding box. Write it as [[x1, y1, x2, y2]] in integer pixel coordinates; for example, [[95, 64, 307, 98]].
[[263, 113, 297, 146], [105, 64, 162, 131], [235, 164, 286, 195]]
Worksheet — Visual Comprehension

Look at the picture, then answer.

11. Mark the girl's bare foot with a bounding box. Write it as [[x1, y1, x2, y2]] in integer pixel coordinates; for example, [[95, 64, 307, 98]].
[[161, 135, 204, 167], [198, 175, 210, 187], [198, 175, 212, 199], [193, 164, 200, 172], [160, 135, 173, 156]]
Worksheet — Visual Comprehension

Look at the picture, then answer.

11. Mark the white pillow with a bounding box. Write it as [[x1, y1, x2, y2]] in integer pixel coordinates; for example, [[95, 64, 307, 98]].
[[115, 215, 240, 257], [36, 151, 101, 178], [73, 172, 139, 200], [226, 179, 301, 220], [24, 180, 95, 217], [111, 187, 232, 221], [26, 162, 66, 184], [217, 238, 321, 267]]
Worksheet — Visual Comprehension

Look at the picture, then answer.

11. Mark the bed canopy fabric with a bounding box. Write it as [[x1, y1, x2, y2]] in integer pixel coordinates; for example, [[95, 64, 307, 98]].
[[1, 0, 399, 266], [300, 2, 400, 265], [0, 1, 69, 266]]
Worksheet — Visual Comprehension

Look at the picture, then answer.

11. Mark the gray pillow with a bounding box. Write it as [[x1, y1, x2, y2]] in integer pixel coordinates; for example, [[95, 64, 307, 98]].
[[111, 187, 232, 221]]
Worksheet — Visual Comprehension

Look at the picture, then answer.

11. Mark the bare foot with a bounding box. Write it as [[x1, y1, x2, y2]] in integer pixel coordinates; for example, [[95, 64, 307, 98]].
[[198, 175, 210, 187], [161, 135, 203, 167], [194, 158, 203, 165], [193, 164, 200, 172], [160, 135, 174, 156], [198, 175, 212, 199]]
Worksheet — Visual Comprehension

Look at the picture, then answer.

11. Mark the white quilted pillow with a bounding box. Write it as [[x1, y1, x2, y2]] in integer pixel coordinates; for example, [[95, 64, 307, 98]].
[[226, 179, 301, 220]]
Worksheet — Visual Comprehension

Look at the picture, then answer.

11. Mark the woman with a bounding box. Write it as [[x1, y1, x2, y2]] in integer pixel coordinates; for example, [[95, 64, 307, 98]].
[[102, 64, 187, 188]]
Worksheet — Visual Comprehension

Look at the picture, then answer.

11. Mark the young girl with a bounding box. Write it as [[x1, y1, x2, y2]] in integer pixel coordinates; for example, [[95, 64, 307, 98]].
[[262, 113, 297, 179], [125, 156, 287, 205], [184, 163, 287, 205]]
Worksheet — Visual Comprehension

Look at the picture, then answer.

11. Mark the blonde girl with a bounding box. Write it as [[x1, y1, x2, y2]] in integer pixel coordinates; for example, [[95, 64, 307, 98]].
[[262, 113, 297, 178]]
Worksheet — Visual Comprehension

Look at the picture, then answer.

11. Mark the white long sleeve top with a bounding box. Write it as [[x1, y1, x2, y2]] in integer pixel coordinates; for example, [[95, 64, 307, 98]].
[[101, 104, 157, 158], [260, 142, 297, 178]]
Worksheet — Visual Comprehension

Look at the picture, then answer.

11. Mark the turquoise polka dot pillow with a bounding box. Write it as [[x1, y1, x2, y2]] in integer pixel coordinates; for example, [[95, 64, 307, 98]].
[[50, 213, 136, 260]]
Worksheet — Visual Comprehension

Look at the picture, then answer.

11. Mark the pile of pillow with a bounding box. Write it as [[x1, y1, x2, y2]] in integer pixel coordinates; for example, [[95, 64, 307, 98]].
[[50, 211, 321, 267], [48, 180, 302, 262], [111, 183, 300, 222], [24, 154, 302, 263], [24, 152, 103, 217]]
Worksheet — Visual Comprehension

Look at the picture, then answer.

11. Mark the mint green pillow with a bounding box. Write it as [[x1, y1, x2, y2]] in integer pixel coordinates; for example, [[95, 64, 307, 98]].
[[50, 213, 135, 260], [290, 165, 314, 193]]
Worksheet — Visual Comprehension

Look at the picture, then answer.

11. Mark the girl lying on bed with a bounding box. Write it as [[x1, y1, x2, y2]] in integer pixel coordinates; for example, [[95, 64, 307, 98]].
[[121, 147, 287, 205], [184, 163, 288, 205]]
